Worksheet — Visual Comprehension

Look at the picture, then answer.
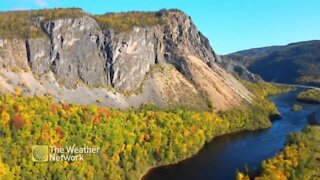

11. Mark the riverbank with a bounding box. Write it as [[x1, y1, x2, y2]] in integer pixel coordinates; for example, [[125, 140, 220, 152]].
[[308, 110, 320, 125], [242, 125, 320, 180], [140, 108, 276, 180], [0, 82, 292, 180], [143, 87, 319, 180], [141, 83, 294, 180], [140, 127, 271, 180], [297, 89, 320, 104]]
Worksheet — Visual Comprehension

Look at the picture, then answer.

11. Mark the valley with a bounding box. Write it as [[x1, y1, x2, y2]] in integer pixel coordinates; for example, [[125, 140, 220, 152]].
[[0, 6, 319, 180], [143, 88, 320, 180]]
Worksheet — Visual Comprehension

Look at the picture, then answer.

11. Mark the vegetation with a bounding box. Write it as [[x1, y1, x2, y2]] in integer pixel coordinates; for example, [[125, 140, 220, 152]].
[[94, 12, 164, 33], [237, 126, 320, 180], [0, 11, 43, 39], [219, 82, 294, 132], [297, 89, 320, 104], [243, 82, 294, 119], [0, 8, 86, 39], [227, 40, 320, 87], [242, 81, 294, 97], [296, 76, 320, 85], [0, 95, 232, 179], [291, 104, 303, 111], [0, 81, 289, 179], [0, 8, 164, 39]]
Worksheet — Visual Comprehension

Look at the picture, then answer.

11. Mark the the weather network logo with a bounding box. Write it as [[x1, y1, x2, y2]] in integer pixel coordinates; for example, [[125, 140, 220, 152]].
[[32, 145, 49, 162]]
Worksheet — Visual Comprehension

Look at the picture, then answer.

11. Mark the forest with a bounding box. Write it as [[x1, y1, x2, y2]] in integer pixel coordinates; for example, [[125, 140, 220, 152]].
[[0, 82, 291, 179], [237, 125, 320, 180], [297, 89, 320, 104]]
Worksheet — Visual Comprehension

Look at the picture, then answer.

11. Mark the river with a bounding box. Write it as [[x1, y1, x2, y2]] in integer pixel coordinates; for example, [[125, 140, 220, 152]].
[[143, 88, 320, 180]]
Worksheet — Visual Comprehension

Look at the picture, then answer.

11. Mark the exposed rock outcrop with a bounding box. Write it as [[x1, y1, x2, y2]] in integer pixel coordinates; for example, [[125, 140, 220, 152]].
[[28, 17, 108, 88], [0, 9, 254, 110], [219, 56, 260, 82], [106, 27, 157, 92], [0, 39, 29, 70]]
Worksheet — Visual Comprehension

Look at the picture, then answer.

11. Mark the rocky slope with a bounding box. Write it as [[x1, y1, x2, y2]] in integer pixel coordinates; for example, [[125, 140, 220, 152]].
[[0, 9, 253, 110], [218, 55, 260, 82], [224, 40, 320, 86]]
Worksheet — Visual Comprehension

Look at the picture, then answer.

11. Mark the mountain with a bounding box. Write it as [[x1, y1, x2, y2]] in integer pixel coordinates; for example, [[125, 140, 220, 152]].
[[218, 56, 260, 82], [0, 8, 253, 110], [224, 40, 320, 86]]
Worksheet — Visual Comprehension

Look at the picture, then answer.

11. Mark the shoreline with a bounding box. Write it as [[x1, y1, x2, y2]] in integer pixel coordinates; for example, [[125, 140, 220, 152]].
[[308, 110, 320, 125], [140, 86, 294, 179], [297, 98, 320, 104], [140, 89, 291, 179], [141, 89, 319, 180], [140, 125, 272, 180]]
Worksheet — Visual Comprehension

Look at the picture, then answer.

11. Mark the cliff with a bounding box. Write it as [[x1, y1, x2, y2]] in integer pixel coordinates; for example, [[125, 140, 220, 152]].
[[0, 9, 253, 110]]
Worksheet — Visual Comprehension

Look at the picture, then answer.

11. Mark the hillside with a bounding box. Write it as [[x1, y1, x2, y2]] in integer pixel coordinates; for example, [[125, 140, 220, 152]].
[[0, 81, 288, 180], [0, 8, 301, 180], [224, 40, 320, 86], [0, 8, 253, 111]]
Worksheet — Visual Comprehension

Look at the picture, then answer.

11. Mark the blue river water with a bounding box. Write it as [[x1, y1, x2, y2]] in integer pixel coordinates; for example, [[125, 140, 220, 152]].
[[143, 89, 320, 180]]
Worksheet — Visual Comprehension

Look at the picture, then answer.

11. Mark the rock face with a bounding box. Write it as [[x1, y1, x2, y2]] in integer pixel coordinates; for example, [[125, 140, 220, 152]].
[[0, 39, 29, 70], [106, 27, 157, 92], [0, 9, 254, 110], [219, 56, 260, 82], [28, 17, 108, 88]]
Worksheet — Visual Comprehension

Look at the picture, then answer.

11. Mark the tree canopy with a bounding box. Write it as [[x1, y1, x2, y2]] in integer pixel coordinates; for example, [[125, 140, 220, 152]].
[[0, 82, 291, 179]]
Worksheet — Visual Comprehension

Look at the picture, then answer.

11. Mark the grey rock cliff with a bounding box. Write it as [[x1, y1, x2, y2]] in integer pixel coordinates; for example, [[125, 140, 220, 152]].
[[28, 17, 108, 88], [159, 11, 220, 78], [2, 10, 222, 92], [0, 39, 29, 70], [0, 9, 254, 110], [106, 27, 157, 92]]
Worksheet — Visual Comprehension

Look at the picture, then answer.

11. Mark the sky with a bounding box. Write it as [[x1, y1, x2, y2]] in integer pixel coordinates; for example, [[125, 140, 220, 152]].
[[1, 0, 320, 55]]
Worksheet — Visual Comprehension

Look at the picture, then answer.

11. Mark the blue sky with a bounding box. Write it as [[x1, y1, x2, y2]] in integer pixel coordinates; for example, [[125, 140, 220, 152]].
[[1, 0, 320, 54]]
